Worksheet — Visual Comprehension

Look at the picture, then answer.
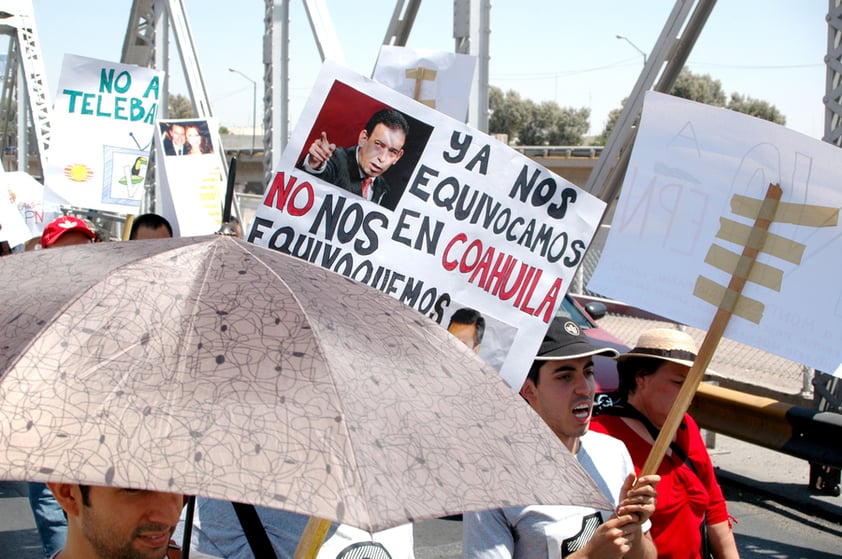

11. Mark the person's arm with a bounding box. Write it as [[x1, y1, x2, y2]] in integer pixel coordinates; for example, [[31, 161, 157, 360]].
[[684, 416, 739, 558], [567, 514, 655, 559], [303, 131, 336, 173], [625, 529, 656, 559], [707, 520, 740, 559], [573, 464, 657, 559], [616, 474, 660, 527], [462, 510, 515, 559]]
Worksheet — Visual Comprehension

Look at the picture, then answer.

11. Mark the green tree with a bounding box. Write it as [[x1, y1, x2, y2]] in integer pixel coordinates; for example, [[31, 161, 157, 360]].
[[168, 93, 195, 118], [489, 86, 530, 143], [669, 69, 727, 106], [489, 86, 590, 145], [541, 102, 589, 145], [727, 93, 786, 125], [594, 105, 623, 146], [598, 68, 786, 141]]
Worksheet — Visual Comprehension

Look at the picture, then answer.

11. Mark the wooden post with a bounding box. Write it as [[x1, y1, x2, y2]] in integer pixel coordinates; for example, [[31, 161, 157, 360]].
[[293, 516, 333, 559], [404, 67, 437, 101], [123, 214, 135, 240], [638, 183, 782, 477]]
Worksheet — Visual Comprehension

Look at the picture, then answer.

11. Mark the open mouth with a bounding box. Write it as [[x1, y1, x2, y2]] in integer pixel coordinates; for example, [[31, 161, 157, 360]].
[[572, 403, 591, 420]]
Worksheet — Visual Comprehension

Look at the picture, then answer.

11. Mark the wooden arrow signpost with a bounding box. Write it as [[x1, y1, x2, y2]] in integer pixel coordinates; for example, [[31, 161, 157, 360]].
[[638, 182, 783, 478]]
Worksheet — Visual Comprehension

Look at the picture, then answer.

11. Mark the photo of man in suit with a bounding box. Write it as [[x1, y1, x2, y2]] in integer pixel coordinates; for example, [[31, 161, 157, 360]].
[[301, 108, 409, 206], [162, 123, 188, 156]]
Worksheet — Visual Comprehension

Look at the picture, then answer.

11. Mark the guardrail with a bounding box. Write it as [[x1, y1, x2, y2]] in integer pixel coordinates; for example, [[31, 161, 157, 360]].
[[513, 146, 604, 159], [690, 383, 842, 471]]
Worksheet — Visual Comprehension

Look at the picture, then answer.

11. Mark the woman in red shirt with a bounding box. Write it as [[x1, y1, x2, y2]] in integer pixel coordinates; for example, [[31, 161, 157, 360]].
[[590, 328, 740, 559]]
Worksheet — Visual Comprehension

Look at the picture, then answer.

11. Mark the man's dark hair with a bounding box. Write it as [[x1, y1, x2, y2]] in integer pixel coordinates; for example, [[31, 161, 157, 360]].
[[365, 108, 409, 138], [526, 360, 543, 386], [448, 307, 485, 346], [616, 356, 664, 398], [78, 484, 91, 507], [129, 213, 173, 239]]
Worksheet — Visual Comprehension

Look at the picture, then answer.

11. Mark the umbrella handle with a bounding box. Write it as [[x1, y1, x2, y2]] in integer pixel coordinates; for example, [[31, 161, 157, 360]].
[[180, 495, 196, 559], [222, 157, 237, 223], [293, 516, 332, 559]]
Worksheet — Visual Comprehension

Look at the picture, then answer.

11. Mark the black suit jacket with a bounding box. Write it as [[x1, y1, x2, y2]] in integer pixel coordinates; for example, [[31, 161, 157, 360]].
[[163, 138, 187, 156], [305, 146, 389, 205]]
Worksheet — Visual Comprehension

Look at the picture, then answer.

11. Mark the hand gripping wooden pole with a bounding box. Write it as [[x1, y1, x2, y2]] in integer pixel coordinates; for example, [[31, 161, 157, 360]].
[[637, 183, 782, 478]]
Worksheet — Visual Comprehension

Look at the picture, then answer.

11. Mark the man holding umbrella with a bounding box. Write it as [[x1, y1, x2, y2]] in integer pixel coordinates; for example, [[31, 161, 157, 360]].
[[46, 482, 184, 559], [462, 319, 660, 559], [29, 215, 98, 558]]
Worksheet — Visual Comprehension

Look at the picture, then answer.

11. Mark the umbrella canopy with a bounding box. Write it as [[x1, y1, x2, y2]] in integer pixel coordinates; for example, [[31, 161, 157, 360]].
[[0, 235, 610, 531]]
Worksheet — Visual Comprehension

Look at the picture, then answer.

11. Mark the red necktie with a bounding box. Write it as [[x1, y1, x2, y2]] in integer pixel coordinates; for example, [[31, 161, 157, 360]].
[[361, 177, 373, 200]]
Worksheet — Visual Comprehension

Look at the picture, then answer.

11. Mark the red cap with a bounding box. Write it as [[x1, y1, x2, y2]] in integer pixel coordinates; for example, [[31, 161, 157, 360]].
[[40, 216, 96, 248]]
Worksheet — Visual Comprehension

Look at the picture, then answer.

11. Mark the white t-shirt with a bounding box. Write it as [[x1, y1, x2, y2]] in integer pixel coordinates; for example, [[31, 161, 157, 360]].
[[462, 431, 648, 559], [175, 498, 414, 559]]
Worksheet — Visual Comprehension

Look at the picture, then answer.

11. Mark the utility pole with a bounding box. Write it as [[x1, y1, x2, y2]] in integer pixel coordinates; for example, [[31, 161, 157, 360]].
[[228, 67, 257, 153]]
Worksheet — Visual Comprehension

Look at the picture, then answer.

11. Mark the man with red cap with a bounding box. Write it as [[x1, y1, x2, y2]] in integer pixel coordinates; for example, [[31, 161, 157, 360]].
[[40, 216, 96, 249]]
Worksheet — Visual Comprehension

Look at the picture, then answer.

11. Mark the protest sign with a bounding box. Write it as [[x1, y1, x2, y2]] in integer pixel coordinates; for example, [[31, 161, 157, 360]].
[[0, 174, 34, 248], [373, 46, 476, 121], [155, 118, 225, 237], [43, 54, 163, 214], [0, 171, 58, 240], [589, 91, 842, 376], [249, 61, 606, 388]]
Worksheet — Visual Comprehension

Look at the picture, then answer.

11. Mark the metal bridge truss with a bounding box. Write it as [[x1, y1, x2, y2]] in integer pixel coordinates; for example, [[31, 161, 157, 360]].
[[0, 0, 52, 173]]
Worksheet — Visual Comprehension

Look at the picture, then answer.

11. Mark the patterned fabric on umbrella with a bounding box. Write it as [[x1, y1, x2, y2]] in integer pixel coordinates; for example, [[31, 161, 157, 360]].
[[0, 235, 610, 531]]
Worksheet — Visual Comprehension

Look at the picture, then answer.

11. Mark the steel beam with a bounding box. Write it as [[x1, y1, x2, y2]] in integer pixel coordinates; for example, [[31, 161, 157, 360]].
[[690, 383, 842, 470]]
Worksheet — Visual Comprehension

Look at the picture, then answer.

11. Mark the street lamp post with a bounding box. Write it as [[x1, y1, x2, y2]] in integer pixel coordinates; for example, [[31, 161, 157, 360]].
[[616, 35, 647, 65], [228, 67, 257, 153]]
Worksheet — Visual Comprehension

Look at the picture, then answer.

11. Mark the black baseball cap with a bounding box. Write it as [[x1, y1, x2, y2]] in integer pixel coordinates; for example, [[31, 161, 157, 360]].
[[534, 318, 620, 361]]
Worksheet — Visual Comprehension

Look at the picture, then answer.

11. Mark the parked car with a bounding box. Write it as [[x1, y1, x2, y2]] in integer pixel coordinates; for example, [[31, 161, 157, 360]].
[[557, 294, 630, 411]]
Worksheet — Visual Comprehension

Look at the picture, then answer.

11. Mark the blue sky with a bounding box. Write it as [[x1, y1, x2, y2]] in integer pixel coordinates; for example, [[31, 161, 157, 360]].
[[28, 1, 827, 140]]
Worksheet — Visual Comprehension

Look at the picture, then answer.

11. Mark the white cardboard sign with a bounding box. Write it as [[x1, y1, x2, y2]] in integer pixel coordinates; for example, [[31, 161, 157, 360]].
[[249, 62, 606, 388], [43, 54, 163, 214], [590, 91, 842, 376], [154, 118, 225, 237], [373, 46, 476, 121]]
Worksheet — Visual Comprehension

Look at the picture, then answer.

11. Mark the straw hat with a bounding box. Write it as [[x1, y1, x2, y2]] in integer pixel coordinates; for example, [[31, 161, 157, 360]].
[[615, 328, 698, 368]]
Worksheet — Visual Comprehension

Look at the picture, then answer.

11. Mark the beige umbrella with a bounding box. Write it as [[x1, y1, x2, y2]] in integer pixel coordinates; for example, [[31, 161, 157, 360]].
[[0, 235, 610, 532]]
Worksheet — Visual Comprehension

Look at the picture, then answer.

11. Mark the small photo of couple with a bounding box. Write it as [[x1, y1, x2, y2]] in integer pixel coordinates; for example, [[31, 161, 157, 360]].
[[160, 120, 215, 156]]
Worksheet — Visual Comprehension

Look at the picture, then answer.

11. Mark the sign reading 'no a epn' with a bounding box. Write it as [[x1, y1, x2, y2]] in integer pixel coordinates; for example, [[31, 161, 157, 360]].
[[590, 91, 842, 376]]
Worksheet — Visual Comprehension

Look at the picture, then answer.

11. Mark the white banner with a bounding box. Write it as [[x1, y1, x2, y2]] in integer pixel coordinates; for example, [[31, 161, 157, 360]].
[[155, 119, 225, 237], [0, 171, 58, 241], [0, 173, 34, 248], [373, 46, 476, 121], [249, 62, 606, 388], [590, 91, 842, 376], [43, 54, 163, 214]]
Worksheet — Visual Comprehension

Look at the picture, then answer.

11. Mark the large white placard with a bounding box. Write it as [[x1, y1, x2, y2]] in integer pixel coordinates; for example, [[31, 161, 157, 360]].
[[590, 91, 842, 376], [249, 62, 606, 389], [43, 54, 163, 214], [373, 46, 476, 121], [155, 118, 226, 237]]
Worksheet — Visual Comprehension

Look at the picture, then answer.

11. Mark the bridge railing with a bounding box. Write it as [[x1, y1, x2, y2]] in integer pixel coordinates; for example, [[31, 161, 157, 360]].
[[690, 383, 842, 473], [512, 145, 604, 159]]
